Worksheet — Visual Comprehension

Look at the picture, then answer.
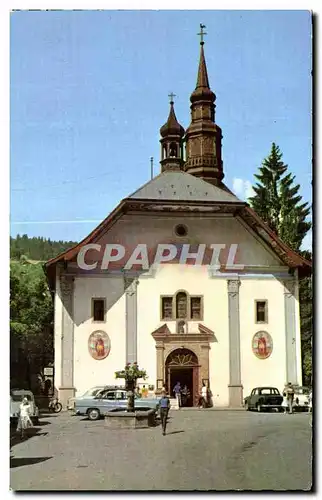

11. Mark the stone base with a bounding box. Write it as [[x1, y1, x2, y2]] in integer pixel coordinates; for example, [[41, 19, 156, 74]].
[[228, 384, 243, 407], [58, 387, 76, 410], [104, 409, 157, 429]]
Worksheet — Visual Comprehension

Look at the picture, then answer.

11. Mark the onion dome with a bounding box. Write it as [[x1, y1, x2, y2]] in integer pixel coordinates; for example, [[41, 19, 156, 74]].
[[160, 101, 185, 138]]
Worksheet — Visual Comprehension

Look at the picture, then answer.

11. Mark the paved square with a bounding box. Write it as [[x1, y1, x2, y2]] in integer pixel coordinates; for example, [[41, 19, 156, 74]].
[[10, 410, 312, 491]]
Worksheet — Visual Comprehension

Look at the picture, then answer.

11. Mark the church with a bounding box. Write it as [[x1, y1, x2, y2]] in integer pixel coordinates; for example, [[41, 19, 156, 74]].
[[45, 28, 311, 409]]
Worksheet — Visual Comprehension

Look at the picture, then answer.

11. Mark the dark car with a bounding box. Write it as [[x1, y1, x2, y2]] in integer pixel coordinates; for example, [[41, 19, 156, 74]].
[[244, 387, 283, 412]]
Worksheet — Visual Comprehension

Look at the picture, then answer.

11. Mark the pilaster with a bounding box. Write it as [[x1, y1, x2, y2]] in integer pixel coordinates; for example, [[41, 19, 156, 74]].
[[125, 277, 138, 364], [284, 279, 298, 384], [227, 279, 243, 407], [59, 273, 76, 409]]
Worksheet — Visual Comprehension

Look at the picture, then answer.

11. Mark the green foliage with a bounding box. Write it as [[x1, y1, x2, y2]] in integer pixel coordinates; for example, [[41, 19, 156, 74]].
[[248, 143, 311, 252], [115, 363, 147, 382], [10, 260, 54, 386], [249, 144, 312, 385], [10, 234, 77, 261]]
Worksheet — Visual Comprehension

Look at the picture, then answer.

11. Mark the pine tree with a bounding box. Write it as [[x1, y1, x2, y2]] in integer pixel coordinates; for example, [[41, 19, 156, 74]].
[[249, 143, 312, 386], [249, 143, 311, 251]]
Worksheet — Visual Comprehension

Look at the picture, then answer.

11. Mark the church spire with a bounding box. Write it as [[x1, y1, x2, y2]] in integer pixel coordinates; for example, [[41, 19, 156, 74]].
[[159, 94, 185, 173], [184, 25, 224, 186]]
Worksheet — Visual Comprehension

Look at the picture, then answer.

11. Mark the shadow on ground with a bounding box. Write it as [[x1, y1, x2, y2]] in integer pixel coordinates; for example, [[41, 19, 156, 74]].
[[10, 456, 52, 469]]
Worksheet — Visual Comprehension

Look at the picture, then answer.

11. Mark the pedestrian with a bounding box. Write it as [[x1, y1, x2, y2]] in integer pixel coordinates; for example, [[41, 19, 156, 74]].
[[173, 382, 181, 409], [308, 390, 312, 413], [159, 390, 170, 436], [201, 383, 208, 408], [135, 386, 141, 398], [284, 382, 295, 414], [16, 397, 33, 439], [281, 391, 288, 414]]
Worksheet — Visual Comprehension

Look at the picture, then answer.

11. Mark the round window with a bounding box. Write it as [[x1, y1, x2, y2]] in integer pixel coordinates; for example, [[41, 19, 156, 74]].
[[175, 224, 188, 237]]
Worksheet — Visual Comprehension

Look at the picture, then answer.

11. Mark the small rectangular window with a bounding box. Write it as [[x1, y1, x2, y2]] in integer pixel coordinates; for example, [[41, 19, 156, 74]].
[[92, 298, 105, 322], [256, 300, 267, 323], [190, 297, 202, 320], [161, 297, 173, 320]]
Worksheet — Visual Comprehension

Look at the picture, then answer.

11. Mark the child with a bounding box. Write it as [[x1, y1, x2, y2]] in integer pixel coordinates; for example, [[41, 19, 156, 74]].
[[159, 390, 170, 436], [17, 397, 33, 439], [281, 392, 288, 414]]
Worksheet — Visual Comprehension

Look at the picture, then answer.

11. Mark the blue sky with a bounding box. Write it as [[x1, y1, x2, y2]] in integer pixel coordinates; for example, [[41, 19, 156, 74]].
[[10, 10, 312, 248]]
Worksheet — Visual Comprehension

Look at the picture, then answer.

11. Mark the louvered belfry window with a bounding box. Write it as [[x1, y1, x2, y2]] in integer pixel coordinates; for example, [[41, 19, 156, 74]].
[[190, 297, 202, 320], [176, 292, 187, 319], [256, 301, 267, 323], [161, 297, 173, 320]]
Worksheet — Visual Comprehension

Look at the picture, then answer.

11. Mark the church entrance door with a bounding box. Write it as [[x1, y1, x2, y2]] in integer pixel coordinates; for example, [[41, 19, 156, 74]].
[[165, 349, 199, 407]]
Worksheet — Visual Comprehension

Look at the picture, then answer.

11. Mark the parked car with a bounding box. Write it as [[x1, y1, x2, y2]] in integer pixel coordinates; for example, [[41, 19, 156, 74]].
[[68, 385, 125, 411], [293, 386, 310, 410], [10, 389, 39, 424], [75, 389, 160, 420], [244, 387, 283, 412]]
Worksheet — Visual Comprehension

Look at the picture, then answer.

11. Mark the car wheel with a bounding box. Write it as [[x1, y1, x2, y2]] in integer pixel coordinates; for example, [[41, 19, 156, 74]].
[[245, 401, 249, 411], [88, 408, 100, 421], [257, 403, 262, 412]]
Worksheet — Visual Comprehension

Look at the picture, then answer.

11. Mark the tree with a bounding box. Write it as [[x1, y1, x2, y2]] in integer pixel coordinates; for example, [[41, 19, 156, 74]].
[[10, 261, 54, 389], [249, 143, 312, 385], [248, 143, 311, 251], [115, 363, 147, 412]]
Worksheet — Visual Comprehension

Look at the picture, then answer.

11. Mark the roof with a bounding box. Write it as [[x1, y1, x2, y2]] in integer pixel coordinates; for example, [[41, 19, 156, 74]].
[[44, 170, 311, 289], [128, 170, 242, 204]]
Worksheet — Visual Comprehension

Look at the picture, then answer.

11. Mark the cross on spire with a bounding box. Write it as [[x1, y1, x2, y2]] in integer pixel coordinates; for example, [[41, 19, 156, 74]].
[[198, 23, 207, 45], [168, 92, 176, 104]]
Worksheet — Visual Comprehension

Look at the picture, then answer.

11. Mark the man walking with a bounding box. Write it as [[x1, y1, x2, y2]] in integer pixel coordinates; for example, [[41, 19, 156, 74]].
[[173, 382, 181, 409], [159, 390, 170, 436], [284, 382, 295, 414]]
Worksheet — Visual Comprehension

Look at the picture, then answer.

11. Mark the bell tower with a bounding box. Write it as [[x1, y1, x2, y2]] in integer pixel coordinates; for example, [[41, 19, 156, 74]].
[[160, 93, 185, 173], [184, 24, 224, 186]]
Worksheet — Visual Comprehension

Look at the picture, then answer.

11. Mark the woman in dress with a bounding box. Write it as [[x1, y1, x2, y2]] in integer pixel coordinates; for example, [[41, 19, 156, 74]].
[[17, 397, 33, 439], [281, 391, 288, 414]]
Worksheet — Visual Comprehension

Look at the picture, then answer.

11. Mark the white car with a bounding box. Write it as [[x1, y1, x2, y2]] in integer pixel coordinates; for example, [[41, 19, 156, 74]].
[[68, 385, 124, 411], [293, 386, 310, 409]]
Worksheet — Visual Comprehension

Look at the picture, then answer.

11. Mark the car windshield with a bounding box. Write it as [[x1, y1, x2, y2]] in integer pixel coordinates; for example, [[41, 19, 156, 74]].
[[295, 387, 309, 395], [260, 388, 279, 395], [11, 393, 32, 402]]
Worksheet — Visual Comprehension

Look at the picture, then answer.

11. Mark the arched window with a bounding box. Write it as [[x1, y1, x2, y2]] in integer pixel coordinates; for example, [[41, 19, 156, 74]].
[[169, 142, 177, 158], [176, 292, 187, 319]]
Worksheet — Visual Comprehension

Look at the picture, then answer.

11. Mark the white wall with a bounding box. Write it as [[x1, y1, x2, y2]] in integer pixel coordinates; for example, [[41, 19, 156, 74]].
[[54, 212, 301, 406], [239, 278, 287, 399], [72, 276, 126, 397]]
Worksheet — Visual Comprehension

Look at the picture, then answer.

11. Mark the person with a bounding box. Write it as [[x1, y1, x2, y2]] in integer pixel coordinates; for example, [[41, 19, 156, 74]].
[[173, 382, 181, 409], [159, 390, 170, 436], [308, 390, 312, 413], [135, 387, 141, 398], [17, 397, 33, 439], [284, 382, 295, 414], [201, 383, 208, 408], [281, 391, 288, 414]]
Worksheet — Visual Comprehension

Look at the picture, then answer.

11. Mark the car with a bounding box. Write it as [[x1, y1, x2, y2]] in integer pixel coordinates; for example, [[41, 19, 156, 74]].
[[75, 389, 160, 421], [293, 386, 310, 410], [10, 389, 39, 425], [68, 385, 125, 411], [244, 387, 283, 412]]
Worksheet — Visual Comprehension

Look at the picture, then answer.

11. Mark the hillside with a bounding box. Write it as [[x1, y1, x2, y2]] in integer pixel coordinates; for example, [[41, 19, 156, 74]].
[[10, 235, 78, 261]]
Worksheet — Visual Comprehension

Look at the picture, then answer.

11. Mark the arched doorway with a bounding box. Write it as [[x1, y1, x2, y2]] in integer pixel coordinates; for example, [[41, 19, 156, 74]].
[[165, 348, 199, 407]]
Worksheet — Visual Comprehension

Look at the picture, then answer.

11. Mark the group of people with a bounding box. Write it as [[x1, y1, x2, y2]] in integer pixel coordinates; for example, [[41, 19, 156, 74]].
[[172, 382, 191, 408], [281, 382, 313, 414]]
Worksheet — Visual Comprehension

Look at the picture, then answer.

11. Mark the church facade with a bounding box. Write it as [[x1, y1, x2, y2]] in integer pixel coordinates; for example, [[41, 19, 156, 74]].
[[45, 33, 311, 409]]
